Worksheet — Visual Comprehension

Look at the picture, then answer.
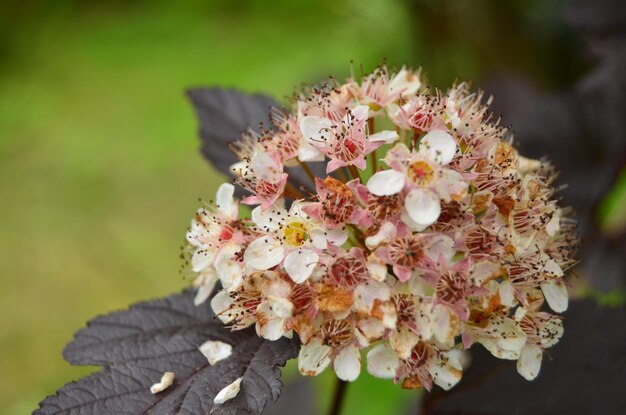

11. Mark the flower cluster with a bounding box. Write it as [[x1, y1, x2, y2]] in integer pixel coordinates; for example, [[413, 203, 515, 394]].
[[185, 66, 577, 391]]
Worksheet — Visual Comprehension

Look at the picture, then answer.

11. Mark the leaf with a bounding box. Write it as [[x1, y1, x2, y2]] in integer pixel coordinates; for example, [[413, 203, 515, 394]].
[[186, 87, 326, 196], [35, 290, 300, 415], [187, 87, 277, 179], [423, 299, 626, 415]]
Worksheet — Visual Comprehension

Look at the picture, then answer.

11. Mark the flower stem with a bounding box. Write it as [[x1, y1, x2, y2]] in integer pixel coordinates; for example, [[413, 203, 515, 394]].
[[297, 159, 316, 184], [329, 379, 348, 415]]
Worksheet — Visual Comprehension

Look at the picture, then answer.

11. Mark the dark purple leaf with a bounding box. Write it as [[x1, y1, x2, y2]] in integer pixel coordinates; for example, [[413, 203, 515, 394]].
[[35, 290, 299, 415], [186, 87, 326, 196], [186, 87, 277, 179], [423, 300, 626, 415]]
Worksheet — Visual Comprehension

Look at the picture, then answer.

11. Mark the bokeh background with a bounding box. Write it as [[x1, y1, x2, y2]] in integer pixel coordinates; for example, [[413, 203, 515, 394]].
[[1, 1, 624, 414]]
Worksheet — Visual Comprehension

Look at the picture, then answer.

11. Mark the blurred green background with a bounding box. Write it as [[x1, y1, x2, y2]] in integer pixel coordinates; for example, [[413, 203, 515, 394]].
[[0, 1, 621, 414]]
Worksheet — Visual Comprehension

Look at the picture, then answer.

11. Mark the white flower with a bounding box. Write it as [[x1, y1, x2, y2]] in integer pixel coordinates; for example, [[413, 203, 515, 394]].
[[246, 201, 345, 283], [367, 133, 466, 226], [186, 183, 244, 291]]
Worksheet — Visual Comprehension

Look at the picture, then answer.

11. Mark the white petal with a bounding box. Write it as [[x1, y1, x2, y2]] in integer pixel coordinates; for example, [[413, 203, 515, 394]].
[[431, 304, 458, 346], [366, 255, 388, 282], [369, 130, 399, 143], [517, 344, 543, 381], [419, 131, 457, 165], [256, 302, 287, 341], [215, 244, 243, 290], [546, 209, 561, 236], [405, 188, 441, 226], [266, 295, 294, 319], [300, 115, 332, 144], [194, 269, 219, 305], [298, 141, 325, 161], [389, 67, 421, 96], [357, 318, 386, 341], [251, 203, 285, 231], [400, 211, 429, 232], [326, 228, 349, 246], [478, 316, 527, 360], [425, 234, 455, 264], [367, 169, 405, 196], [244, 236, 285, 270], [199, 340, 232, 365], [543, 258, 564, 277], [213, 377, 243, 404], [191, 247, 217, 272], [365, 221, 396, 250], [541, 279, 568, 312], [499, 280, 515, 307], [298, 339, 332, 376], [389, 327, 419, 360], [429, 360, 462, 391], [540, 316, 564, 348], [334, 345, 361, 382], [284, 249, 319, 283], [216, 183, 236, 218], [251, 151, 282, 183], [471, 261, 502, 285], [353, 280, 391, 313], [150, 371, 175, 394], [350, 105, 370, 121], [210, 290, 234, 324], [366, 343, 400, 379]]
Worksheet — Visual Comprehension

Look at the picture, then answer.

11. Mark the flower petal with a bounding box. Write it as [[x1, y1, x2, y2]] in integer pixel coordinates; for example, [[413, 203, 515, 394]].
[[251, 203, 285, 231], [368, 130, 399, 143], [428, 359, 462, 391], [284, 249, 319, 283], [193, 269, 219, 305], [251, 151, 282, 183], [298, 339, 331, 376], [366, 343, 399, 379], [334, 345, 361, 382], [517, 344, 543, 381], [419, 131, 457, 165], [213, 377, 243, 404], [210, 289, 235, 324], [353, 280, 391, 313], [300, 115, 332, 144], [389, 327, 419, 360], [389, 66, 421, 96], [256, 302, 287, 341], [215, 244, 243, 290], [150, 371, 175, 394], [244, 236, 285, 270], [405, 188, 441, 226], [499, 280, 515, 307], [215, 183, 237, 218], [191, 247, 217, 272], [199, 340, 232, 365], [326, 228, 349, 247], [365, 221, 397, 250], [367, 169, 405, 196], [541, 279, 568, 312]]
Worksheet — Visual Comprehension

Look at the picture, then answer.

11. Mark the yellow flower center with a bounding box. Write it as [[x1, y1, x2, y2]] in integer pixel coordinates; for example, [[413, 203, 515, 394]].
[[283, 221, 309, 247], [408, 160, 434, 186]]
